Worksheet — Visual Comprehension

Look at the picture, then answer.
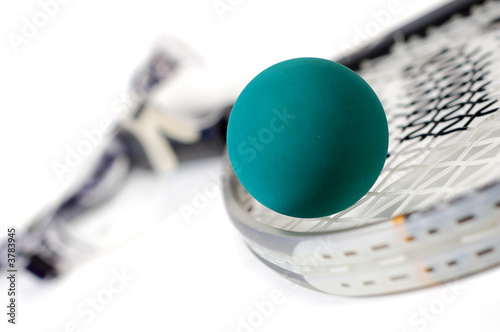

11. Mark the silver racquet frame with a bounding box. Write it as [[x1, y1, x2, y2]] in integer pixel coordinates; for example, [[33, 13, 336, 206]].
[[224, 0, 500, 296]]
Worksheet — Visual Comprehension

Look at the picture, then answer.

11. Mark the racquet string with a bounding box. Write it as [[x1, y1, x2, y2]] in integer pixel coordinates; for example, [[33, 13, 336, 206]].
[[236, 1, 500, 233]]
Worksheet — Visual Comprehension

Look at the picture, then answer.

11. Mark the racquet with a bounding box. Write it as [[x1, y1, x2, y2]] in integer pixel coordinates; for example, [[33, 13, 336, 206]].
[[224, 0, 500, 296]]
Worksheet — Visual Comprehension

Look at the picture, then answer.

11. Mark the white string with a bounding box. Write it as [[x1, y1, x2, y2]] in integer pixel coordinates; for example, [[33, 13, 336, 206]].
[[241, 1, 500, 233]]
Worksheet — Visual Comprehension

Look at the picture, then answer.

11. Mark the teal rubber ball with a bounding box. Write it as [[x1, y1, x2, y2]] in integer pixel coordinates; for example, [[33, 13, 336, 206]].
[[227, 57, 388, 219]]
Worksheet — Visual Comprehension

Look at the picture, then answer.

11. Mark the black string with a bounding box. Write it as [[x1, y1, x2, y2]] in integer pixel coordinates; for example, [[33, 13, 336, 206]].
[[396, 47, 498, 142]]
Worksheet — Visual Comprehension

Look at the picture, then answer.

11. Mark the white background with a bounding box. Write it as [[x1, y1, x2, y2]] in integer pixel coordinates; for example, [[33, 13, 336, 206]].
[[1, 0, 499, 331]]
